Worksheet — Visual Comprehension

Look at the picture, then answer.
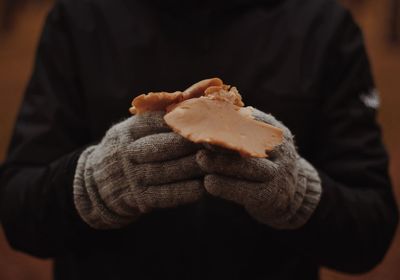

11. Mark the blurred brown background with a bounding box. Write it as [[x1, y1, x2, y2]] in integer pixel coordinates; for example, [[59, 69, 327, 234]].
[[0, 0, 399, 279]]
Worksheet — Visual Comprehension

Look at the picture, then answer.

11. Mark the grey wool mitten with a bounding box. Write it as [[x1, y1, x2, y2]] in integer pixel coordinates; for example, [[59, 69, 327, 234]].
[[196, 109, 322, 229], [74, 111, 205, 229]]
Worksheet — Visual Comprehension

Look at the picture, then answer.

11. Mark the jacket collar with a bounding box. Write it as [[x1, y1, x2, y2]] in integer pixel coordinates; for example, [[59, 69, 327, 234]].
[[149, 0, 280, 13]]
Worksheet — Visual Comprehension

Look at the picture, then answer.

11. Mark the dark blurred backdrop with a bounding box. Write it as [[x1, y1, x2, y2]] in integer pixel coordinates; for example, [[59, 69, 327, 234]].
[[0, 0, 399, 279]]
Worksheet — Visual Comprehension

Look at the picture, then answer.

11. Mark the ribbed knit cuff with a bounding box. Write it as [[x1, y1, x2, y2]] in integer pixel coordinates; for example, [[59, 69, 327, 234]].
[[287, 158, 322, 229], [271, 157, 322, 230], [73, 146, 134, 229]]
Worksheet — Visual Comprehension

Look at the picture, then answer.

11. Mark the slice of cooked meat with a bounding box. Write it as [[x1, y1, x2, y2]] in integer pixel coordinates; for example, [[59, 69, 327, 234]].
[[129, 78, 283, 157], [129, 78, 223, 114], [204, 85, 244, 107], [129, 91, 183, 115], [164, 97, 283, 158], [182, 77, 223, 100]]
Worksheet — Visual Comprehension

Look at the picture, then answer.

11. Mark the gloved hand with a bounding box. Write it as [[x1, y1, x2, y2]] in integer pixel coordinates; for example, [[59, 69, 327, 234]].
[[74, 112, 205, 229], [196, 109, 322, 229]]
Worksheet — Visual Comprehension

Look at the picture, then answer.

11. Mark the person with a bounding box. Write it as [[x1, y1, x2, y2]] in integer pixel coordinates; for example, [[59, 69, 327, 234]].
[[0, 0, 398, 279]]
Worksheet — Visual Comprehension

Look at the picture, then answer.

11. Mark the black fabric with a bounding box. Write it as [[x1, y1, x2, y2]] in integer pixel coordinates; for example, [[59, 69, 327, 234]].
[[0, 0, 398, 279]]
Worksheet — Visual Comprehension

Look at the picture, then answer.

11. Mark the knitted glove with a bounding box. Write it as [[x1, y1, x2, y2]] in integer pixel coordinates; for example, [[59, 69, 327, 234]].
[[196, 109, 322, 229], [74, 112, 205, 229]]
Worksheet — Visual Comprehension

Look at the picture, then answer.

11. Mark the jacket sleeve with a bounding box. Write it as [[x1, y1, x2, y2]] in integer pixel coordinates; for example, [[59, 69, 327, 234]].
[[285, 12, 398, 273], [0, 2, 97, 258]]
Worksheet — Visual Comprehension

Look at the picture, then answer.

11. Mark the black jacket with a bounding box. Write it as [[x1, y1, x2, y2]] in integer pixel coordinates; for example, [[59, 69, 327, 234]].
[[0, 0, 398, 279]]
